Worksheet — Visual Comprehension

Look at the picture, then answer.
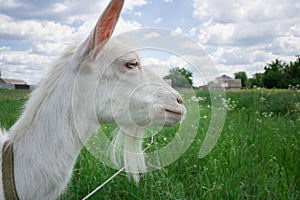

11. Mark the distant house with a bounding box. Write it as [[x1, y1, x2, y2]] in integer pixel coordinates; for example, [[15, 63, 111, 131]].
[[198, 85, 208, 90], [0, 77, 30, 90], [1, 78, 27, 85], [213, 75, 242, 90], [199, 75, 242, 90]]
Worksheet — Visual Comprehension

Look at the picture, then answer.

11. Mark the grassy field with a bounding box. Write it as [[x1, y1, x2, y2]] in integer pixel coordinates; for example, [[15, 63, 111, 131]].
[[0, 88, 299, 199]]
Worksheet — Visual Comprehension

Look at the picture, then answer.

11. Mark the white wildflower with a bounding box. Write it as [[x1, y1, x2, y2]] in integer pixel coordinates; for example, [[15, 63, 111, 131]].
[[191, 96, 199, 102]]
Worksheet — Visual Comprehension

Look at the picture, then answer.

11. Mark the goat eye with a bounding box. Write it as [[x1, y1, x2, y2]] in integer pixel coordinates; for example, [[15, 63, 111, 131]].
[[126, 61, 139, 69]]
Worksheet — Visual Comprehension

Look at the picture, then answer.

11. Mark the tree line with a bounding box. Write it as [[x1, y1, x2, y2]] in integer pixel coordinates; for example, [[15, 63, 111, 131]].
[[164, 55, 300, 89], [164, 67, 193, 88], [235, 55, 300, 89]]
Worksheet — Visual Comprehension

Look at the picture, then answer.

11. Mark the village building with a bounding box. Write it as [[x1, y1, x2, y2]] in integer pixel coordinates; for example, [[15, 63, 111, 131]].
[[0, 71, 30, 89], [213, 75, 242, 90], [199, 74, 242, 90]]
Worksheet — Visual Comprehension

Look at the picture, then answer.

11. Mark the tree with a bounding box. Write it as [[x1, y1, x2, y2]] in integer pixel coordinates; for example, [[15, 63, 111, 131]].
[[263, 59, 285, 88], [247, 55, 300, 89], [164, 67, 193, 88], [248, 73, 264, 88], [234, 71, 248, 88], [284, 55, 300, 86]]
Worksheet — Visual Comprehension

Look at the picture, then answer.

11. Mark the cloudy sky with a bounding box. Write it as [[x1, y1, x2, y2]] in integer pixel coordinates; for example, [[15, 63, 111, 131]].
[[0, 0, 299, 86]]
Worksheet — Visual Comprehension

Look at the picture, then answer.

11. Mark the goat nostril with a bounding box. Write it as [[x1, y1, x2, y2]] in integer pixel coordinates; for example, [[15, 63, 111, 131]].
[[177, 96, 184, 105]]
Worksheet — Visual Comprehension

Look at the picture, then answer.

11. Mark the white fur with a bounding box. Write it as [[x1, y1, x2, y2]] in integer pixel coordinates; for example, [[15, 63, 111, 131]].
[[0, 3, 185, 200]]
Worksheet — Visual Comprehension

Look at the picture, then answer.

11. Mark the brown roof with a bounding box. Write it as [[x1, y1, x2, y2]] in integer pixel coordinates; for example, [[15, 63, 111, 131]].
[[216, 74, 233, 80], [2, 78, 27, 85]]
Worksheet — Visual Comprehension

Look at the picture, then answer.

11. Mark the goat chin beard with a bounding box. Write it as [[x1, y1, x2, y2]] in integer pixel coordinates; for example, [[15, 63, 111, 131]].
[[110, 126, 146, 183]]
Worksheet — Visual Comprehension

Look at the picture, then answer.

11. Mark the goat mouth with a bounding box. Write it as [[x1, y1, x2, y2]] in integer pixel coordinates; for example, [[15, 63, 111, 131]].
[[165, 108, 184, 116]]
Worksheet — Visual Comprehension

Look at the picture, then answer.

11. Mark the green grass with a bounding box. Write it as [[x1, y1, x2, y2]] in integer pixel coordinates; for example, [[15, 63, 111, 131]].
[[0, 88, 299, 199], [0, 89, 29, 128]]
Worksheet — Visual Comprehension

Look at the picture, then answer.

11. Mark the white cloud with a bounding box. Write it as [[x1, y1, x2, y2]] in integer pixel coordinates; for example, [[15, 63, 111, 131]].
[[1, 64, 45, 85], [0, 0, 147, 23], [193, 0, 300, 24], [198, 23, 235, 46], [189, 27, 197, 37], [181, 41, 201, 51], [192, 0, 300, 78], [0, 0, 145, 84], [0, 50, 52, 84], [52, 3, 68, 13], [0, 17, 75, 42], [0, 46, 11, 51], [1, 0, 299, 85], [170, 27, 183, 37], [134, 12, 142, 17], [143, 55, 187, 80], [115, 18, 142, 34], [142, 54, 215, 86], [174, 27, 183, 34], [193, 0, 300, 47], [0, 0, 22, 8], [153, 18, 162, 24], [124, 0, 148, 11], [143, 32, 161, 40], [0, 50, 50, 66]]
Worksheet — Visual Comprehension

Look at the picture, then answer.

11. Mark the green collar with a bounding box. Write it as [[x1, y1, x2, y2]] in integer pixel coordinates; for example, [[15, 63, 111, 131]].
[[2, 141, 19, 200]]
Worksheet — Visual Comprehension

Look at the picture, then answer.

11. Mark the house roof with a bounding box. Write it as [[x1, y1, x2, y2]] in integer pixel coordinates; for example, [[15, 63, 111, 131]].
[[213, 75, 242, 89], [1, 78, 27, 85], [215, 74, 233, 80]]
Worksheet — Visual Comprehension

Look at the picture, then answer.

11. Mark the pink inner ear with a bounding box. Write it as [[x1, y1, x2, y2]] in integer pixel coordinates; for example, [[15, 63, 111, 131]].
[[91, 0, 125, 49]]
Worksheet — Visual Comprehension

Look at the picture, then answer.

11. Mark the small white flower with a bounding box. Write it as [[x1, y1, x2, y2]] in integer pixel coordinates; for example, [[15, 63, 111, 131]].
[[259, 97, 266, 102], [191, 96, 199, 102]]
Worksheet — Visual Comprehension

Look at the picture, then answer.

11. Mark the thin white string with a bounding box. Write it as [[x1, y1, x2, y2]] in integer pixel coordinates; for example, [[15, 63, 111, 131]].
[[82, 136, 154, 200], [81, 166, 125, 200]]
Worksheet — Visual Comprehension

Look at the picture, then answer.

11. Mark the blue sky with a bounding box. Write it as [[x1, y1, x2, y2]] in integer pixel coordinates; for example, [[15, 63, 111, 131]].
[[0, 0, 299, 86]]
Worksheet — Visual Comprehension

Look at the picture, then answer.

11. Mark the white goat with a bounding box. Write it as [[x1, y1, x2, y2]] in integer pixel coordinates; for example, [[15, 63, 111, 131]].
[[0, 0, 185, 199]]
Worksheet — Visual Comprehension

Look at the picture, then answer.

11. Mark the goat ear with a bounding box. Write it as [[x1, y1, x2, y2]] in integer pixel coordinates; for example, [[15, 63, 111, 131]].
[[79, 0, 124, 59]]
